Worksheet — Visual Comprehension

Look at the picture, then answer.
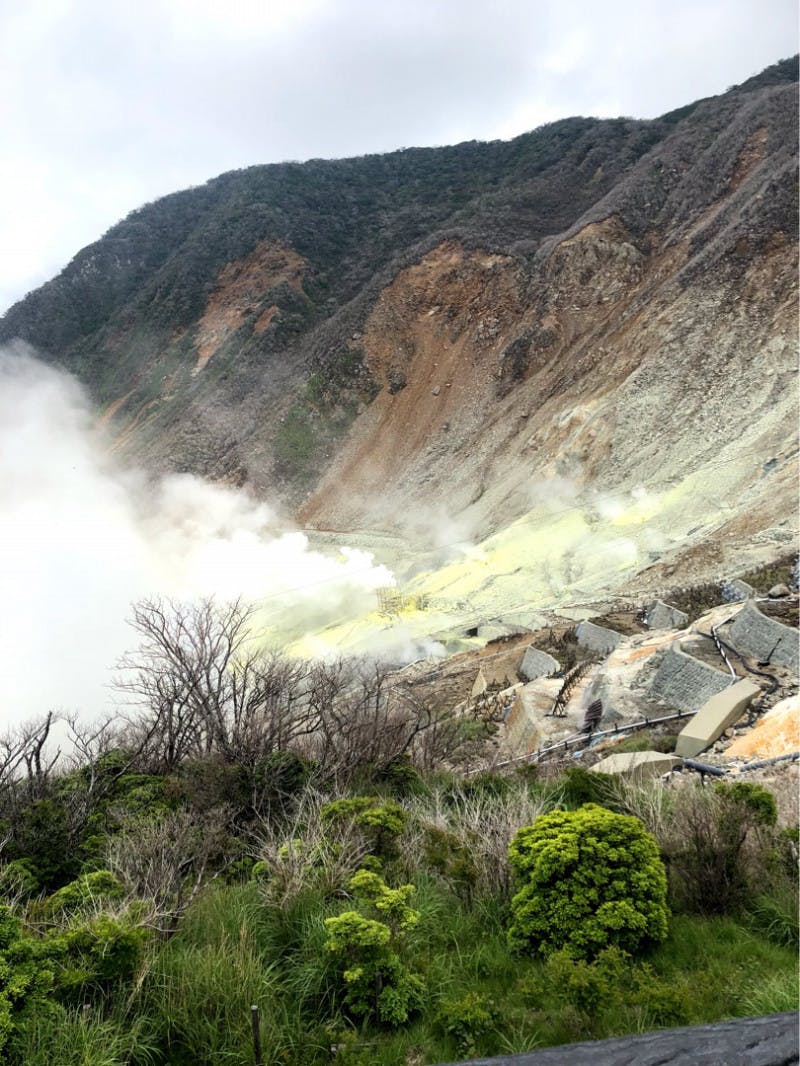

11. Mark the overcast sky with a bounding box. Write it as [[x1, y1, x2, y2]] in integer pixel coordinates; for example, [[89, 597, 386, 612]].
[[0, 0, 796, 315]]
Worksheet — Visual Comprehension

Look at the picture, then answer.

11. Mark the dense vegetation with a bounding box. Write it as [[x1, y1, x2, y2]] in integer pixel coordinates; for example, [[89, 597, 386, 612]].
[[0, 599, 796, 1064]]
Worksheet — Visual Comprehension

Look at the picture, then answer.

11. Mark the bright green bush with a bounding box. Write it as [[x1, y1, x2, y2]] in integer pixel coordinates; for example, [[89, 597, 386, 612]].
[[508, 804, 669, 959], [34, 871, 123, 920], [320, 796, 407, 857], [324, 870, 424, 1026], [347, 869, 419, 932], [0, 906, 56, 1057], [48, 915, 148, 996], [436, 991, 500, 1056]]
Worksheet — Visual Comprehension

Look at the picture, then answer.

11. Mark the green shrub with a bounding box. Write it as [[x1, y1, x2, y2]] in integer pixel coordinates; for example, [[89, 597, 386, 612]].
[[0, 906, 56, 1056], [324, 870, 424, 1027], [321, 796, 406, 857], [254, 751, 315, 808], [48, 915, 149, 997], [9, 799, 76, 891], [717, 782, 777, 826], [373, 756, 425, 798], [612, 732, 678, 755], [667, 782, 782, 914], [34, 871, 123, 920], [421, 826, 478, 897], [436, 991, 500, 1056], [0, 860, 38, 900], [508, 804, 669, 959], [559, 767, 619, 809], [544, 946, 627, 1015]]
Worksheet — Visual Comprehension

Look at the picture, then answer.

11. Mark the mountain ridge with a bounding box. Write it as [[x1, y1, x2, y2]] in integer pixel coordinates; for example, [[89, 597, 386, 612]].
[[1, 57, 797, 595]]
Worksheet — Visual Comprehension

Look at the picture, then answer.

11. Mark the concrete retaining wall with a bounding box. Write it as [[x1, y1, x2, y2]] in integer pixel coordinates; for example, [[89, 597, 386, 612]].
[[649, 642, 731, 712], [644, 600, 689, 630], [727, 601, 799, 672], [503, 698, 538, 754], [478, 623, 530, 641], [675, 678, 761, 757], [576, 621, 623, 655], [519, 647, 560, 681]]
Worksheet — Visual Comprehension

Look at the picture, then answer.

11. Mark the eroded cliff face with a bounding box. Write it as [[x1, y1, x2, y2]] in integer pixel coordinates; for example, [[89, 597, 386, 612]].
[[193, 241, 307, 373], [299, 195, 796, 586]]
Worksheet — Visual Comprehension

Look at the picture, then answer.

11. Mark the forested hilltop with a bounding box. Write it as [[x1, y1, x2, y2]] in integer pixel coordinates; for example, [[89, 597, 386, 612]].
[[0, 597, 796, 1064]]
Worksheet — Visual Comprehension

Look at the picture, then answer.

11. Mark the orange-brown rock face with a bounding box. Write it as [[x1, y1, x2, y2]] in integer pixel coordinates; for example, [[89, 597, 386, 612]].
[[300, 201, 796, 562], [193, 241, 306, 372]]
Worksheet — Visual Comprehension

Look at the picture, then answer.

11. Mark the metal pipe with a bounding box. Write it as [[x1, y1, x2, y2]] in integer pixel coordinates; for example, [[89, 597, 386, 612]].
[[709, 620, 737, 679], [737, 751, 800, 772], [681, 758, 728, 777]]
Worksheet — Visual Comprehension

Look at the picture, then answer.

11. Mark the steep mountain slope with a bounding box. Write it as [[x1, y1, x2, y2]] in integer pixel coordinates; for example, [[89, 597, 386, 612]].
[[2, 59, 797, 598]]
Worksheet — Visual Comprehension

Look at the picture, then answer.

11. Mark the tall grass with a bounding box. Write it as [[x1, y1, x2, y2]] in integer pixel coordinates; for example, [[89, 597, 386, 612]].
[[10, 1007, 158, 1066], [740, 968, 800, 1015]]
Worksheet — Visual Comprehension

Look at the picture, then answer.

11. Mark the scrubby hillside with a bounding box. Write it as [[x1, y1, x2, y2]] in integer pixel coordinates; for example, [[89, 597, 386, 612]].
[[1, 59, 797, 589]]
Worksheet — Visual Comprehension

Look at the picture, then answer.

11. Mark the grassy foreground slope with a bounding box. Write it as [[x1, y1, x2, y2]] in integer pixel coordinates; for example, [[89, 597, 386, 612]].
[[2, 718, 796, 1064]]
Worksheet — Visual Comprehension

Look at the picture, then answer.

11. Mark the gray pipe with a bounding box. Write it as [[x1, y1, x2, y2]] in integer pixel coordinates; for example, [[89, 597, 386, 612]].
[[737, 751, 800, 772], [681, 758, 728, 777]]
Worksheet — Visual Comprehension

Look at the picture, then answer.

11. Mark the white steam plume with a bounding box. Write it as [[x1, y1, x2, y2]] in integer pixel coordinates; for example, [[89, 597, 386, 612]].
[[0, 345, 394, 726]]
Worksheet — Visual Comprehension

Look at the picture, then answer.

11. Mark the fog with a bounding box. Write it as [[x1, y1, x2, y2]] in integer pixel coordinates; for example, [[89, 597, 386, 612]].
[[0, 345, 396, 726]]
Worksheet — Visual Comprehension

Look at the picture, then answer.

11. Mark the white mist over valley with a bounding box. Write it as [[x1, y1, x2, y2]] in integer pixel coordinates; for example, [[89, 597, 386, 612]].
[[1, 346, 397, 726]]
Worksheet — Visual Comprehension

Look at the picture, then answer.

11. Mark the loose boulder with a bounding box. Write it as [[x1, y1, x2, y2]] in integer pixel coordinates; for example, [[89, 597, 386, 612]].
[[767, 583, 791, 599]]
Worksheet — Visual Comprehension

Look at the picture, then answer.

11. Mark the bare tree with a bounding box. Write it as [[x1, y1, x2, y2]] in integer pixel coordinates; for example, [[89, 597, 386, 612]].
[[0, 712, 61, 823], [114, 598, 323, 777], [307, 659, 443, 785], [105, 807, 233, 936], [113, 598, 490, 792]]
